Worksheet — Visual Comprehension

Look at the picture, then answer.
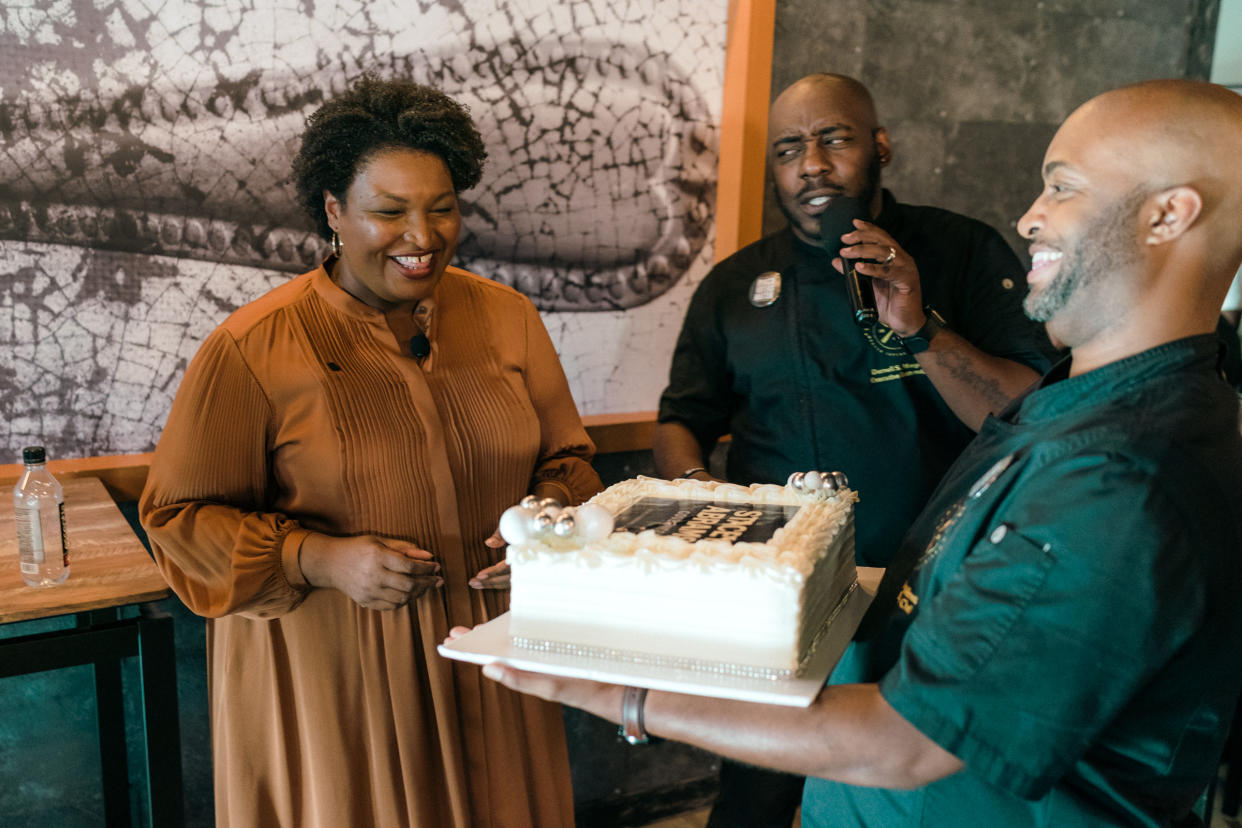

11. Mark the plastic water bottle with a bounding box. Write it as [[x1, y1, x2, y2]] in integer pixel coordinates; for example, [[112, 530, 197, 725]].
[[13, 446, 70, 587]]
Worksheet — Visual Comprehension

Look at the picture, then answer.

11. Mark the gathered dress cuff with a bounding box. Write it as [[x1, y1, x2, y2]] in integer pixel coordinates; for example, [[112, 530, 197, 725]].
[[532, 454, 601, 506], [532, 476, 575, 505], [280, 527, 313, 589]]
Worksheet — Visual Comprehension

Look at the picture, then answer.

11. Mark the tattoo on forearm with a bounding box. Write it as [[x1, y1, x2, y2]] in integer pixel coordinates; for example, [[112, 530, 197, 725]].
[[934, 351, 1010, 411]]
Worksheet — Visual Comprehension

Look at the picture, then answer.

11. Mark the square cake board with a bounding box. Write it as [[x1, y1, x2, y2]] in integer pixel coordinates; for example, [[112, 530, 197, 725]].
[[438, 566, 883, 707]]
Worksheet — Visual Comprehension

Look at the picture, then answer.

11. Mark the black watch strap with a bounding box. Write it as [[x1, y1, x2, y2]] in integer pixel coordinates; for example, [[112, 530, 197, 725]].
[[898, 307, 947, 354]]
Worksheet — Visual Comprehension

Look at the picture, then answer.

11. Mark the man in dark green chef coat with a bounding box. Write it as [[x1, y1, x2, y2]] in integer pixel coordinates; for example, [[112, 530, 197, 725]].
[[463, 79, 1242, 827]]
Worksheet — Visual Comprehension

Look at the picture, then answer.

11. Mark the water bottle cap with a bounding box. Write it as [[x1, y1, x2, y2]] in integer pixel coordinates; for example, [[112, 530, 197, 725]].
[[22, 446, 46, 465]]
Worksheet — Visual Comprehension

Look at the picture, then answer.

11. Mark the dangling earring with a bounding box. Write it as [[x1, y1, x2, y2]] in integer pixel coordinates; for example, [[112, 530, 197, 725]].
[[330, 231, 341, 256]]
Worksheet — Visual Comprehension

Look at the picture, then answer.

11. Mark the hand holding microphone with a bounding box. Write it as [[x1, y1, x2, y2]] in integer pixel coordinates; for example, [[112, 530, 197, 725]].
[[819, 198, 923, 332], [819, 196, 877, 326]]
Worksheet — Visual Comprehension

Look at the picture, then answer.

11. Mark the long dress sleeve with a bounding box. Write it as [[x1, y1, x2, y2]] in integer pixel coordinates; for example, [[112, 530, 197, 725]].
[[519, 298, 603, 505], [140, 327, 312, 619]]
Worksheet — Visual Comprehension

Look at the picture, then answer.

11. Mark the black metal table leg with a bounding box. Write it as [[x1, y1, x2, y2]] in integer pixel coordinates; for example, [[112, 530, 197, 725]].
[[138, 612, 184, 826], [79, 608, 133, 828], [94, 647, 133, 827]]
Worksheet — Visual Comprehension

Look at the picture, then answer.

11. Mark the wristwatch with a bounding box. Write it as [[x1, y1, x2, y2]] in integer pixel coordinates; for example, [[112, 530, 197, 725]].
[[898, 307, 947, 354]]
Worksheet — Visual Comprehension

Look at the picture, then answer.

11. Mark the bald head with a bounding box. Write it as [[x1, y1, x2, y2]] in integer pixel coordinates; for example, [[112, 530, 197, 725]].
[[1057, 80, 1242, 274], [770, 74, 879, 134], [1072, 80, 1242, 171], [1018, 79, 1242, 370]]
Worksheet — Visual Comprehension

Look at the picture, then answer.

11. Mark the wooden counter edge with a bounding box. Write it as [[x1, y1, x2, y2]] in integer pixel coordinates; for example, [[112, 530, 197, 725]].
[[0, 412, 669, 502], [0, 453, 154, 503]]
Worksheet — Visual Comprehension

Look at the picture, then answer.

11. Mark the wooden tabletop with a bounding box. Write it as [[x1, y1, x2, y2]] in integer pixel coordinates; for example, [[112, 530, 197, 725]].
[[0, 476, 171, 624]]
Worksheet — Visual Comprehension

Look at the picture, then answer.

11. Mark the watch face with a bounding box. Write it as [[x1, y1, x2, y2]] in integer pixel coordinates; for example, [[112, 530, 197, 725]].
[[900, 309, 945, 353], [902, 335, 931, 354]]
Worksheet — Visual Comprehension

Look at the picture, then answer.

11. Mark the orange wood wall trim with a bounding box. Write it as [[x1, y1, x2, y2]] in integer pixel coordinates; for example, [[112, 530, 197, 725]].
[[582, 411, 658, 455], [715, 0, 776, 262], [0, 414, 664, 502]]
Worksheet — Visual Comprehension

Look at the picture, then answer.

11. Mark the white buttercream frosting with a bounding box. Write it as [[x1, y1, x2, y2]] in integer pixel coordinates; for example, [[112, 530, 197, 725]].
[[507, 475, 857, 584]]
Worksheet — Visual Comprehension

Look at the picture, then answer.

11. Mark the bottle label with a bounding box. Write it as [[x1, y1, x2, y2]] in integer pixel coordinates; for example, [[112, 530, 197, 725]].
[[15, 504, 44, 564]]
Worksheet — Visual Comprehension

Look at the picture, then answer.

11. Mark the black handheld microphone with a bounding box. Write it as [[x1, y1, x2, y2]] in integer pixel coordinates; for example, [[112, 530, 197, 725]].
[[409, 334, 431, 358], [819, 196, 877, 326]]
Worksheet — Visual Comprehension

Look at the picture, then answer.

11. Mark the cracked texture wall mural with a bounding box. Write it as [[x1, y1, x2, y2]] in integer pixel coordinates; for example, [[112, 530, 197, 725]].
[[1, 0, 726, 458]]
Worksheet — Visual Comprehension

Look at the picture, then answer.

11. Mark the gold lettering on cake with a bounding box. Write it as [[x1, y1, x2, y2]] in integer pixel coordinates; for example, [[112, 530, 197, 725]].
[[705, 510, 764, 542], [672, 505, 733, 542]]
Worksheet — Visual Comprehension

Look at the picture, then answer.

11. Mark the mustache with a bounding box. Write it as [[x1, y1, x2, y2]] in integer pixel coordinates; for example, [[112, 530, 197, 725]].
[[796, 182, 847, 199]]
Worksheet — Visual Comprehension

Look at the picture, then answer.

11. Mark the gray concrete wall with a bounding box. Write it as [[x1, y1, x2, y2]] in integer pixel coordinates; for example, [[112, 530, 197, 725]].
[[763, 0, 1220, 258]]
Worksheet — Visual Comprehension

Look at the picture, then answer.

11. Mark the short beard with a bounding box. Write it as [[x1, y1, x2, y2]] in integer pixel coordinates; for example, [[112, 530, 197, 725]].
[[1024, 189, 1146, 323], [854, 147, 883, 215]]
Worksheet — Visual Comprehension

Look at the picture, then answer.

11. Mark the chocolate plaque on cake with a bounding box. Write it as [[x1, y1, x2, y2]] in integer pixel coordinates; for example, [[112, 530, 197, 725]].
[[611, 497, 797, 544]]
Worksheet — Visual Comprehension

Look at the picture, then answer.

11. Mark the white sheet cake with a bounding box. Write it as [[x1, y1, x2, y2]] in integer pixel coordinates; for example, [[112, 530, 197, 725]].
[[503, 473, 858, 678]]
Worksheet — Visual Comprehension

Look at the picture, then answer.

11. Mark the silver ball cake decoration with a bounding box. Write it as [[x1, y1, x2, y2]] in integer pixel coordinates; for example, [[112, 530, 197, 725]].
[[498, 498, 615, 546], [533, 508, 558, 532], [552, 512, 576, 537], [786, 470, 847, 498]]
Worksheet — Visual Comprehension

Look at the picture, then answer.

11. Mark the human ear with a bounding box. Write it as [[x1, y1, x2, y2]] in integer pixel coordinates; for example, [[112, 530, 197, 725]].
[[323, 189, 343, 229], [873, 128, 892, 166], [1144, 186, 1202, 246]]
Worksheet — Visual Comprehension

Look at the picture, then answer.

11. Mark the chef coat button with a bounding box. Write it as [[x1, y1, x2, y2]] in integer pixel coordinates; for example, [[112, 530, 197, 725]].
[[989, 524, 1008, 544]]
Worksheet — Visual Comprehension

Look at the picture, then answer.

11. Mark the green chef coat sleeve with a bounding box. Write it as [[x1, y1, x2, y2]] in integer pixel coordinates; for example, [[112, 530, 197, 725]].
[[876, 452, 1205, 799]]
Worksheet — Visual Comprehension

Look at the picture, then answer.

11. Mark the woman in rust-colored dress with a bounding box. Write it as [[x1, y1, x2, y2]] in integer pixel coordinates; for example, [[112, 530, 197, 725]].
[[140, 75, 600, 827]]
